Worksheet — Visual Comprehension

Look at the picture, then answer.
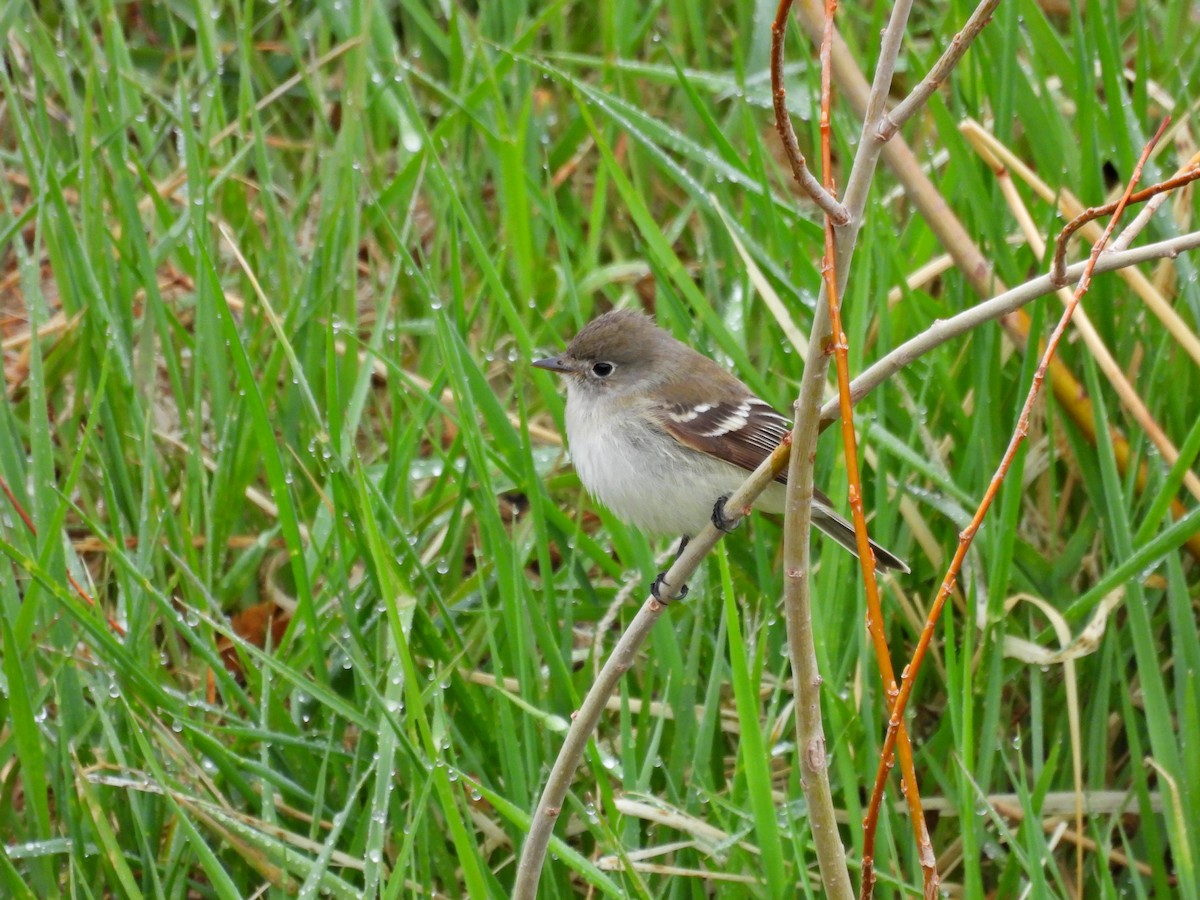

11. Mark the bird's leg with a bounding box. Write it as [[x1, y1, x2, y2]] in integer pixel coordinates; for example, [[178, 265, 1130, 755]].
[[651, 536, 690, 601], [711, 495, 742, 533]]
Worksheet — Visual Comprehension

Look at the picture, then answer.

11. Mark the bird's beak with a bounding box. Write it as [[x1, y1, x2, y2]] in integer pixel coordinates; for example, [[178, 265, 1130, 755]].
[[532, 356, 575, 374]]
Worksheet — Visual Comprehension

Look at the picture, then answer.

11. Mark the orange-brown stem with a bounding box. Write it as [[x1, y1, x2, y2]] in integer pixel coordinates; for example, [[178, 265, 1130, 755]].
[[862, 119, 1170, 878]]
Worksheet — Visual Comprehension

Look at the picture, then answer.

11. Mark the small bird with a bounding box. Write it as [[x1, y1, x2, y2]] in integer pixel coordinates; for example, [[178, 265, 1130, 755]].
[[534, 310, 908, 597]]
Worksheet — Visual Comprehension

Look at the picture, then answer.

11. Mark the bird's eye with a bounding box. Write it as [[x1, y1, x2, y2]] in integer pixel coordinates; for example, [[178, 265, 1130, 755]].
[[592, 362, 615, 377]]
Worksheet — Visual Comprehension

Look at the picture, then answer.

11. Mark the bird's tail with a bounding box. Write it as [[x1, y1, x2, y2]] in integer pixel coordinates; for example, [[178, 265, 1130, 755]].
[[812, 505, 910, 574]]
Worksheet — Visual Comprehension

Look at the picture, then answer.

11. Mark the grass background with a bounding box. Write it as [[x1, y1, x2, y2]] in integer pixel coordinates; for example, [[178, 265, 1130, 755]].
[[2, 0, 1199, 896]]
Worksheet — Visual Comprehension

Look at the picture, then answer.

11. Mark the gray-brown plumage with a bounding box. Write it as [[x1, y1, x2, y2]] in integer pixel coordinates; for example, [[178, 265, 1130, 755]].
[[535, 310, 908, 573]]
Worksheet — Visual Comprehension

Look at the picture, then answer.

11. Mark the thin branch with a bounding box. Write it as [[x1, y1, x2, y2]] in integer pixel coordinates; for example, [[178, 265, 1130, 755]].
[[820, 228, 1200, 561], [837, 92, 938, 900], [806, 3, 937, 898], [791, 48, 1192, 548], [861, 121, 1170, 875], [771, 0, 849, 224], [783, 392, 853, 900], [998, 167, 1200, 503], [513, 438, 795, 899], [788, 2, 941, 895], [777, 3, 939, 894], [778, 0, 855, 893], [827, 0, 916, 270], [1106, 189, 1172, 256], [1051, 166, 1200, 284], [1105, 148, 1199, 256], [818, 230, 1200, 428], [878, 0, 1003, 141], [962, 121, 1200, 370]]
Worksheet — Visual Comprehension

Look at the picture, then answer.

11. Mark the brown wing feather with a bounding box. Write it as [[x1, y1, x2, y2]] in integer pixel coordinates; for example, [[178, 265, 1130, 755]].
[[649, 356, 837, 506], [658, 396, 840, 509], [659, 397, 792, 484]]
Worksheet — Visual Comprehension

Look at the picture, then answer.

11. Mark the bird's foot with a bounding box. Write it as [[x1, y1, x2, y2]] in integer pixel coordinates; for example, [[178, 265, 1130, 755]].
[[711, 495, 742, 533], [651, 571, 688, 602]]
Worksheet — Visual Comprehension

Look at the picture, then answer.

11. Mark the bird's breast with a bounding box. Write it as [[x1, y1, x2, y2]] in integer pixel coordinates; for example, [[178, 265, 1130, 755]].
[[563, 397, 738, 536]]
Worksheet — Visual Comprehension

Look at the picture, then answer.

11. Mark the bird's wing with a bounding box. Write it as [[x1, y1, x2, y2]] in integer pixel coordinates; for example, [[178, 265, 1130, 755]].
[[657, 392, 908, 572], [657, 396, 794, 484]]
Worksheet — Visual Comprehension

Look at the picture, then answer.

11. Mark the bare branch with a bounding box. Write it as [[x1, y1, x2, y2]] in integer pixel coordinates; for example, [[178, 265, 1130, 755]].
[[963, 122, 1200, 369], [878, 0, 1003, 141], [1106, 150, 1200, 254], [818, 230, 1200, 427], [770, 0, 849, 224], [785, 3, 938, 894], [1051, 166, 1200, 284], [778, 0, 856, 893], [860, 119, 1170, 881], [808, 41, 1194, 540], [998, 168, 1200, 504]]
